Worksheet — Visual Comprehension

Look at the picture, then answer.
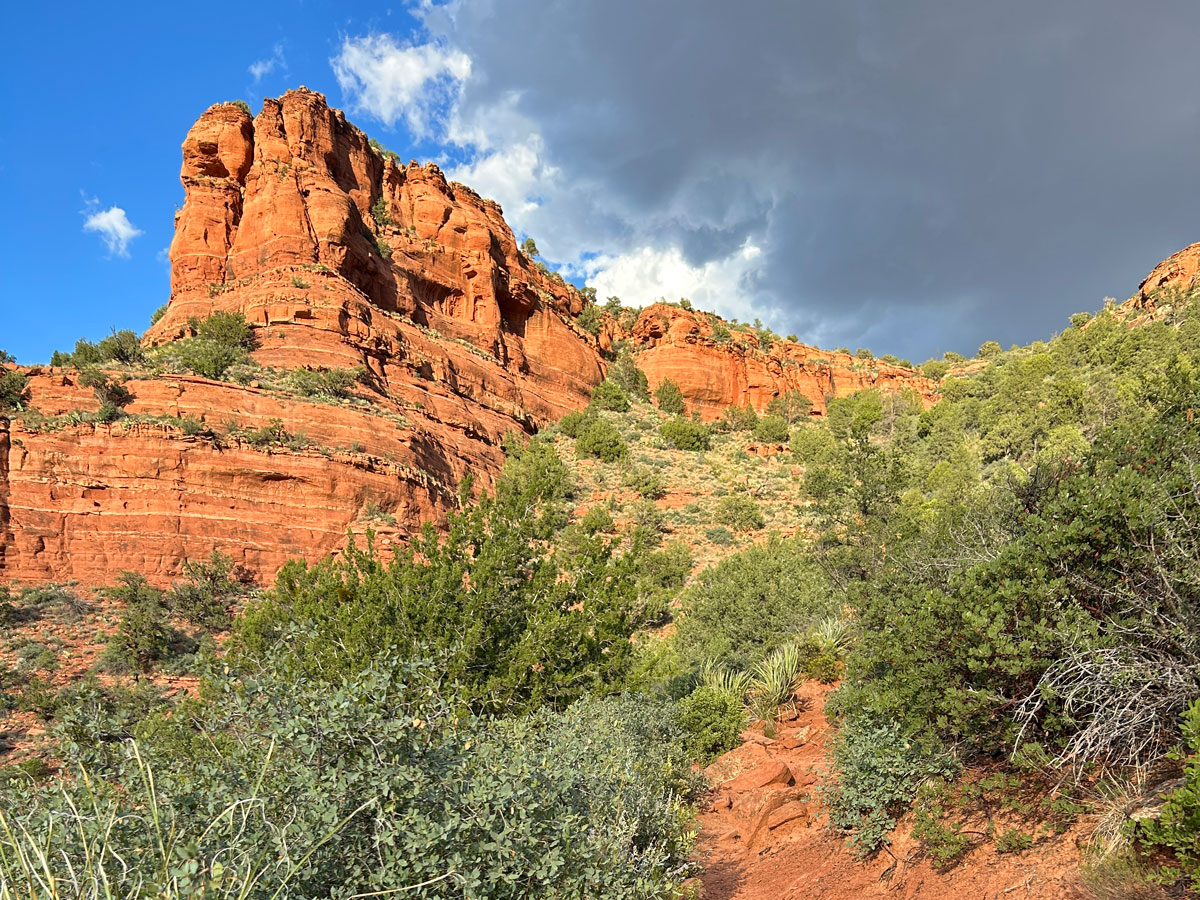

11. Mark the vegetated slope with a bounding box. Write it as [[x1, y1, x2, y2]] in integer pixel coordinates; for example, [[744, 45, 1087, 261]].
[[645, 269, 1200, 898]]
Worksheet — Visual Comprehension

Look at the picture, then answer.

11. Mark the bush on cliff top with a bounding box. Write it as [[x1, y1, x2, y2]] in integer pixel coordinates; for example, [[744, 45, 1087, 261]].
[[0, 370, 29, 411]]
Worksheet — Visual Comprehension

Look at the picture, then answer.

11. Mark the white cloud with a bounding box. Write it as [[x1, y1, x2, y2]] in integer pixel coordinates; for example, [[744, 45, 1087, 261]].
[[580, 241, 769, 323], [448, 134, 552, 220], [249, 44, 287, 82], [83, 202, 142, 257], [330, 34, 471, 139]]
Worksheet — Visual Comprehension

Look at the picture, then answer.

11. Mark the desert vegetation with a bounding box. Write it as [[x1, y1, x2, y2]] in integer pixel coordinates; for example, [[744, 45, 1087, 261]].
[[5, 289, 1200, 898]]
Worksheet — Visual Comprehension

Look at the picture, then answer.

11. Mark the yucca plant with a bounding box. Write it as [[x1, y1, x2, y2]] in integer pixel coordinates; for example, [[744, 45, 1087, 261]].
[[747, 644, 803, 735], [812, 615, 855, 655], [699, 660, 751, 700]]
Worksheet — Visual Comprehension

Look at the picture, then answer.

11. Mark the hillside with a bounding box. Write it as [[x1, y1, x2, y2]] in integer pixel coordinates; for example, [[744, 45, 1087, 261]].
[[0, 88, 938, 590], [2, 90, 1200, 900]]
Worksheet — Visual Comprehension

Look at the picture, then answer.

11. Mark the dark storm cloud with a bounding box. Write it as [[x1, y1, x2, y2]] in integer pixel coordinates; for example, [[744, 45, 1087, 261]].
[[422, 0, 1200, 358]]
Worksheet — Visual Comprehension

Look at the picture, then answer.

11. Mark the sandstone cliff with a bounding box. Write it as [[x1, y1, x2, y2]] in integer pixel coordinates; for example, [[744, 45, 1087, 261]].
[[624, 304, 939, 419]]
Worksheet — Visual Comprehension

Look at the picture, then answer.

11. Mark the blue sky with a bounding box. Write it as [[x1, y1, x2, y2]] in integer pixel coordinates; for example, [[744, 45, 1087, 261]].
[[3, 1, 1199, 364], [0, 2, 435, 364]]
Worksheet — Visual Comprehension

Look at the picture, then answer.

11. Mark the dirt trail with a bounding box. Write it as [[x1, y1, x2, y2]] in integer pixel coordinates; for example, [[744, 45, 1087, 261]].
[[694, 682, 1087, 900]]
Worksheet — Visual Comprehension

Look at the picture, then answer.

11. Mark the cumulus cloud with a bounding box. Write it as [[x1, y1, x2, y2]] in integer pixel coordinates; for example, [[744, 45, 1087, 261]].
[[330, 34, 470, 139], [249, 44, 287, 83], [333, 0, 1200, 358], [82, 201, 142, 257], [579, 243, 770, 325]]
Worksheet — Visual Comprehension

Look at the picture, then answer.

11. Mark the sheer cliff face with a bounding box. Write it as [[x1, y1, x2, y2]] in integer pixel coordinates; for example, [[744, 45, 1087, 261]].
[[0, 89, 606, 588]]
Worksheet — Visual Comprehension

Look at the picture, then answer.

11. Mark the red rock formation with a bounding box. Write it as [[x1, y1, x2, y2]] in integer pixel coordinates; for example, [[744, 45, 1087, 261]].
[[1, 89, 607, 588], [1123, 241, 1200, 318], [624, 304, 939, 419], [151, 88, 602, 421]]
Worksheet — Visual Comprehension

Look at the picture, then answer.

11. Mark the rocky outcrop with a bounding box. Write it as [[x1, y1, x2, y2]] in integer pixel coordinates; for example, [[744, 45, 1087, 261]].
[[624, 304, 939, 419], [6, 85, 1193, 590], [1124, 241, 1200, 319]]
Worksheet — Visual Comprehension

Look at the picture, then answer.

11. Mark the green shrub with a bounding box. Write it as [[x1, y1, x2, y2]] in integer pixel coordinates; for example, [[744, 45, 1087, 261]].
[[1135, 700, 1200, 889], [630, 499, 665, 534], [714, 494, 764, 531], [591, 379, 631, 412], [661, 418, 710, 451], [995, 829, 1034, 854], [284, 366, 364, 399], [622, 466, 665, 499], [765, 390, 812, 423], [194, 312, 255, 349], [672, 539, 834, 674], [370, 196, 393, 227], [103, 573, 171, 674], [172, 339, 247, 380], [153, 313, 257, 380], [0, 654, 698, 900], [234, 438, 654, 716], [579, 505, 615, 534], [559, 408, 596, 438], [243, 418, 292, 447], [576, 419, 628, 462], [149, 304, 167, 325], [911, 779, 972, 868], [608, 351, 649, 400], [577, 302, 602, 336], [51, 330, 144, 368], [796, 632, 843, 684], [230, 98, 251, 114], [823, 718, 958, 856], [789, 425, 838, 463], [921, 359, 951, 379], [752, 415, 789, 443], [679, 686, 745, 763], [369, 137, 401, 162], [78, 368, 133, 414], [719, 404, 758, 432], [97, 329, 144, 364], [977, 339, 1002, 358], [0, 370, 29, 411], [705, 526, 734, 546], [167, 551, 246, 630], [654, 379, 686, 415]]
